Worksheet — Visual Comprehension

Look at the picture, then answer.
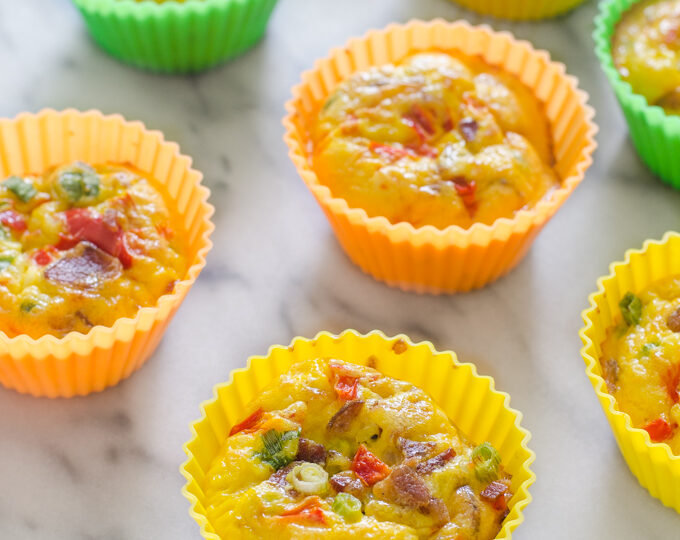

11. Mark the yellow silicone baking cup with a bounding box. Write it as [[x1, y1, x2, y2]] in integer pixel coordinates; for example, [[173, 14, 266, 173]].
[[283, 20, 597, 294], [450, 0, 588, 20], [0, 109, 214, 398], [580, 232, 680, 512], [181, 329, 536, 539]]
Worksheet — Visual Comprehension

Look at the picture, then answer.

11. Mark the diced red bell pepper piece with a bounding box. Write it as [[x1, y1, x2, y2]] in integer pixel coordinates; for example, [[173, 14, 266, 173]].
[[64, 208, 120, 255], [278, 497, 327, 525], [228, 408, 264, 437], [0, 210, 27, 232], [453, 178, 478, 215], [663, 364, 680, 404], [370, 141, 409, 162], [408, 104, 436, 141], [55, 233, 79, 251], [481, 480, 510, 512], [33, 249, 52, 266], [643, 417, 674, 442], [62, 208, 134, 268], [352, 444, 391, 486], [334, 376, 359, 401]]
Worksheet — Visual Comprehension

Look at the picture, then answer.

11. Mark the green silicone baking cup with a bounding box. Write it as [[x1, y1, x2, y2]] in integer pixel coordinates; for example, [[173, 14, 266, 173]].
[[594, 0, 680, 189], [71, 0, 278, 73]]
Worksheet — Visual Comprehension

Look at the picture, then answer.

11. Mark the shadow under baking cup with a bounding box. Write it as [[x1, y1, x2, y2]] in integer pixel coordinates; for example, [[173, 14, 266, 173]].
[[181, 329, 535, 539], [594, 0, 680, 189], [580, 232, 680, 512], [449, 0, 588, 20], [283, 19, 597, 294], [0, 109, 214, 398], [71, 0, 279, 73]]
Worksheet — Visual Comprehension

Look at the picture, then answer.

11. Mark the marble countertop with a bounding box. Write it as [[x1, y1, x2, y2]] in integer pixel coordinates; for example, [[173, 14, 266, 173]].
[[1, 0, 679, 538]]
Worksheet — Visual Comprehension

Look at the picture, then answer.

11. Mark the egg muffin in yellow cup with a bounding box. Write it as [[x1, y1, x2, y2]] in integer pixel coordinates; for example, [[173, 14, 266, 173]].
[[580, 232, 680, 512], [0, 109, 214, 397], [181, 330, 535, 539], [449, 0, 587, 20], [283, 20, 597, 294]]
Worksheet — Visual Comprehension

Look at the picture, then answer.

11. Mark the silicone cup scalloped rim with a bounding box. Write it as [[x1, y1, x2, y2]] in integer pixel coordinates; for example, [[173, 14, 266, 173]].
[[72, 0, 257, 17], [180, 329, 536, 540], [282, 19, 598, 249], [594, 0, 680, 130], [0, 108, 215, 357], [579, 231, 680, 465]]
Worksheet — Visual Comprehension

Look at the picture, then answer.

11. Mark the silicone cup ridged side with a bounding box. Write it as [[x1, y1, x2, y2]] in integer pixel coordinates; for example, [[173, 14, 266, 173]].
[[579, 232, 680, 512], [449, 0, 587, 20], [71, 0, 278, 73], [0, 109, 214, 398], [283, 19, 597, 294], [594, 0, 680, 188], [181, 329, 536, 540]]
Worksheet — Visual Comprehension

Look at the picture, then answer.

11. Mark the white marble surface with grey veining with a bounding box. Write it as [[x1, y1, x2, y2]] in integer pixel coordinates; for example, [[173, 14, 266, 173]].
[[0, 0, 679, 538]]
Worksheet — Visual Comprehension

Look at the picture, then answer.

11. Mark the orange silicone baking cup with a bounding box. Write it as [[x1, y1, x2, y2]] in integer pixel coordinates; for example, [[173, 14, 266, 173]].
[[283, 19, 597, 294], [0, 109, 214, 398]]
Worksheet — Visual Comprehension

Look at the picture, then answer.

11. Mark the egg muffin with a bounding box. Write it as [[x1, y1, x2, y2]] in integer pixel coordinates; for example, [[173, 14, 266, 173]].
[[0, 161, 186, 338], [612, 0, 680, 114], [600, 276, 680, 453], [311, 52, 558, 229], [203, 357, 512, 539]]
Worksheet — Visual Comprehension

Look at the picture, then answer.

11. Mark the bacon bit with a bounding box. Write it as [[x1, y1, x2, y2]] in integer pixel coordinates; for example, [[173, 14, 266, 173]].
[[296, 438, 327, 465], [663, 364, 680, 404], [32, 249, 52, 266], [330, 471, 367, 499], [352, 444, 391, 486], [643, 416, 675, 442], [278, 496, 327, 525], [370, 141, 409, 162], [481, 481, 510, 512], [335, 375, 359, 401], [397, 438, 435, 460], [459, 117, 478, 142], [0, 210, 27, 232], [443, 112, 454, 132], [667, 308, 680, 332], [452, 177, 478, 215], [415, 448, 456, 475], [327, 400, 364, 433], [228, 408, 264, 436]]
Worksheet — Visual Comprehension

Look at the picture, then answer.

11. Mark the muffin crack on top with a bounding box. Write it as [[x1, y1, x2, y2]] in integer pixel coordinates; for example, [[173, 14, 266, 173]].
[[203, 357, 512, 540], [311, 52, 559, 229]]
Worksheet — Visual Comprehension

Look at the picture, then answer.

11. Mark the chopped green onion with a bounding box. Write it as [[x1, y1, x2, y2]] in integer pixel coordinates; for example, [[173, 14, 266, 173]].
[[640, 342, 660, 357], [472, 442, 501, 482], [254, 429, 300, 470], [3, 176, 36, 203], [20, 301, 36, 313], [57, 164, 100, 202], [620, 292, 642, 326], [287, 463, 329, 495], [0, 254, 14, 271], [332, 493, 362, 523]]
